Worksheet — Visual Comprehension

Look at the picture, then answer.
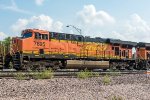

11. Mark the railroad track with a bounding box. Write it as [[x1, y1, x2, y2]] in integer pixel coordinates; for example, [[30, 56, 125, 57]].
[[0, 69, 149, 79]]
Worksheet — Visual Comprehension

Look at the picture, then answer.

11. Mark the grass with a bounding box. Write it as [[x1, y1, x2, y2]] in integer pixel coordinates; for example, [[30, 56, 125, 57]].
[[102, 74, 111, 85], [111, 95, 123, 100], [15, 69, 54, 80], [15, 72, 27, 80], [77, 69, 99, 79], [33, 69, 54, 79]]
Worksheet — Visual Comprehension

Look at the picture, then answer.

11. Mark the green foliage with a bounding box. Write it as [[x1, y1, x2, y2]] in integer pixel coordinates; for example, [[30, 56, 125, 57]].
[[77, 70, 89, 79], [0, 37, 11, 55], [92, 72, 99, 77], [2, 37, 11, 46], [111, 95, 123, 100], [77, 69, 99, 79], [33, 69, 54, 79], [102, 75, 111, 85], [15, 69, 54, 80], [15, 72, 27, 80]]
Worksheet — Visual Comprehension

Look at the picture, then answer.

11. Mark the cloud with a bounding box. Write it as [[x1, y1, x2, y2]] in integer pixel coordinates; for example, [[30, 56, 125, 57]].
[[75, 4, 116, 37], [99, 13, 150, 42], [11, 14, 63, 35], [0, 0, 31, 14], [9, 4, 150, 43], [100, 31, 126, 40], [119, 13, 150, 42], [77, 5, 115, 27], [76, 5, 150, 42], [125, 14, 150, 33], [0, 32, 7, 40], [11, 19, 28, 33], [35, 0, 45, 6], [52, 21, 63, 32], [29, 14, 53, 29]]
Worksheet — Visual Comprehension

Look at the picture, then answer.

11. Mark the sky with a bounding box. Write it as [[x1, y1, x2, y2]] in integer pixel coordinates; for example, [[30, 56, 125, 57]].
[[0, 0, 150, 42]]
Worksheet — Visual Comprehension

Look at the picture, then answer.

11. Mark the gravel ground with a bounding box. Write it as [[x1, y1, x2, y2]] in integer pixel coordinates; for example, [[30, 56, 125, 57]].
[[0, 74, 150, 100]]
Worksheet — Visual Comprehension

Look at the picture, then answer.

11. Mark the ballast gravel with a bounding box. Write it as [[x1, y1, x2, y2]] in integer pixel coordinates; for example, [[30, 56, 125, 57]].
[[0, 74, 150, 100]]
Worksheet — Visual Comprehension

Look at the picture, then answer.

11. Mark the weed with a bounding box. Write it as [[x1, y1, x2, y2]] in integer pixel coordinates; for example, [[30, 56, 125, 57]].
[[77, 70, 89, 79], [77, 69, 99, 79], [15, 72, 27, 80], [33, 69, 54, 79], [92, 72, 99, 77], [102, 75, 111, 85], [111, 95, 123, 100]]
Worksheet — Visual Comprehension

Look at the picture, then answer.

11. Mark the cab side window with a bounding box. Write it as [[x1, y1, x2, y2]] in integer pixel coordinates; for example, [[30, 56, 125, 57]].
[[35, 32, 41, 39], [35, 32, 48, 40], [42, 34, 48, 40]]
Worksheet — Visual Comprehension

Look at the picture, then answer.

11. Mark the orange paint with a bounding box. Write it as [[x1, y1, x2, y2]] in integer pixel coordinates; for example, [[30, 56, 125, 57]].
[[11, 29, 134, 59]]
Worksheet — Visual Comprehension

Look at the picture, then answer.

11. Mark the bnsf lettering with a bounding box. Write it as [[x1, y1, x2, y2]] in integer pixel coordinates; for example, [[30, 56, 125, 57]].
[[34, 41, 45, 46]]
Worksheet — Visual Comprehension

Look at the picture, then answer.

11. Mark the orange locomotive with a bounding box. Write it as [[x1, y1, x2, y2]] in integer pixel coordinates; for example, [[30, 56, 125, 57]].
[[4, 29, 149, 70]]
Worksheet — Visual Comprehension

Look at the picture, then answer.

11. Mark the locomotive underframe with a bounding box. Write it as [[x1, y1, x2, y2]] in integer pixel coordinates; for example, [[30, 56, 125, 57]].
[[4, 52, 150, 71]]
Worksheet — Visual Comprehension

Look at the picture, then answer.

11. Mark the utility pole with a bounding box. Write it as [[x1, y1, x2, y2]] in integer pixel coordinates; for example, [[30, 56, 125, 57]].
[[66, 25, 82, 35], [66, 25, 86, 58]]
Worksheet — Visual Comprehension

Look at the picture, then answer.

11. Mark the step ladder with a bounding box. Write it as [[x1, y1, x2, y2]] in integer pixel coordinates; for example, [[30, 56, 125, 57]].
[[12, 52, 21, 69], [0, 54, 3, 69]]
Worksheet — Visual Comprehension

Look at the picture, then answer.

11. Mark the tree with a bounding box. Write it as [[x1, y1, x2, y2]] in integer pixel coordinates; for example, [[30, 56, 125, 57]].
[[1, 37, 11, 55]]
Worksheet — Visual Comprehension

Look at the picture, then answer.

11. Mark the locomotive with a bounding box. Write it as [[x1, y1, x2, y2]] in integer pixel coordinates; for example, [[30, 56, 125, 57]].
[[1, 29, 150, 71]]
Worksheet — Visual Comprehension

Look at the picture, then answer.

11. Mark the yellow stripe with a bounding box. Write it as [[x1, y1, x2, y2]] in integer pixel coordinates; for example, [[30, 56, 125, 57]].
[[23, 51, 33, 54], [23, 50, 122, 59]]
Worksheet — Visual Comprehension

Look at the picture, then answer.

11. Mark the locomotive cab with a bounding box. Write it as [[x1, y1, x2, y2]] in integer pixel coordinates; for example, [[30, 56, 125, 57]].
[[12, 29, 34, 53], [12, 29, 50, 56]]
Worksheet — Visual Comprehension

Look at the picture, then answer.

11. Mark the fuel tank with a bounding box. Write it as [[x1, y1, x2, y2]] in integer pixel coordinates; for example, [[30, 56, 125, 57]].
[[65, 60, 109, 69]]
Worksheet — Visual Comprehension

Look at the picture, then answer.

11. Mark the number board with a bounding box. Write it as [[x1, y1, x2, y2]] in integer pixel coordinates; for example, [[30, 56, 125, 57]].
[[34, 41, 45, 47]]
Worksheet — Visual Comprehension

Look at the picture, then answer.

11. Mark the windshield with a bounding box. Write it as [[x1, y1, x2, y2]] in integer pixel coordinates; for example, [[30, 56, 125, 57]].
[[22, 32, 32, 38]]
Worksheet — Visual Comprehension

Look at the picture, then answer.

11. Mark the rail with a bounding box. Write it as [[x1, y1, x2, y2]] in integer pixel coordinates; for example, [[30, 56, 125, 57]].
[[0, 69, 148, 79]]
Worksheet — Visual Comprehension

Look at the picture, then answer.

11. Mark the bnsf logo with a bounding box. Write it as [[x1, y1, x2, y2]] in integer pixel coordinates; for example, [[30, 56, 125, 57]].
[[34, 41, 45, 46]]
